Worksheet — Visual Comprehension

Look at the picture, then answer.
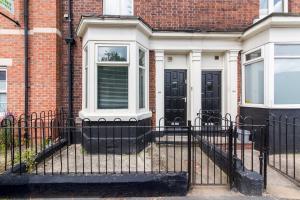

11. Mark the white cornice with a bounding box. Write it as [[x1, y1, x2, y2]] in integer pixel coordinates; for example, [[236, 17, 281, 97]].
[[242, 15, 300, 40], [77, 18, 152, 37], [77, 15, 300, 42], [76, 17, 242, 40]]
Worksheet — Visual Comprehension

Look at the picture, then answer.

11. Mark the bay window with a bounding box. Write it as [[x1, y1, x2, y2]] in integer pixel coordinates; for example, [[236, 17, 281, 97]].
[[244, 49, 264, 104], [0, 68, 7, 114], [103, 0, 133, 16], [274, 44, 300, 104], [97, 46, 129, 109]]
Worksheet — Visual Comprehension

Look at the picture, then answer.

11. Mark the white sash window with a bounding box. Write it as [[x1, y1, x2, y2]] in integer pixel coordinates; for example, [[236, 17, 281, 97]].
[[259, 0, 288, 18], [104, 0, 133, 16], [0, 68, 7, 114]]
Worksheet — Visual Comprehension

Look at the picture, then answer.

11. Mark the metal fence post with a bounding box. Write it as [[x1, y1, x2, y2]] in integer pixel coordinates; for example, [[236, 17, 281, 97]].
[[228, 122, 234, 189], [263, 120, 270, 189], [187, 120, 192, 190]]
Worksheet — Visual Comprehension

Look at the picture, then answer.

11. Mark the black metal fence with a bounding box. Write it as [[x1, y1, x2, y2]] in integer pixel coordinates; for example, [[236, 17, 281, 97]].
[[268, 114, 300, 184], [0, 111, 193, 178], [0, 109, 274, 191]]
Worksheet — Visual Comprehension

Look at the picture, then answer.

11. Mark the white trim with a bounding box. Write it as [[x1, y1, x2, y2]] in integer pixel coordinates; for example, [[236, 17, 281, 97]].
[[79, 110, 152, 121], [0, 28, 62, 37], [243, 16, 300, 40], [0, 58, 12, 66], [155, 50, 165, 126], [76, 17, 242, 39]]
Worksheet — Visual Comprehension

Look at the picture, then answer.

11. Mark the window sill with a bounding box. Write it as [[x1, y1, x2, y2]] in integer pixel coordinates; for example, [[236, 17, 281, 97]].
[[79, 110, 152, 121]]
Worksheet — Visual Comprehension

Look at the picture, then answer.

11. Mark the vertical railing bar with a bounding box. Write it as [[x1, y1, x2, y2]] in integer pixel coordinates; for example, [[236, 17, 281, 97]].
[[285, 117, 288, 175], [293, 118, 296, 179], [187, 120, 192, 190], [81, 120, 85, 174], [173, 125, 176, 173], [89, 122, 92, 174]]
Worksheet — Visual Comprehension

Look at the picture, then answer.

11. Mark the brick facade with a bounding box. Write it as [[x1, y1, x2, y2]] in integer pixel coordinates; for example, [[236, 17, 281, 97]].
[[1, 0, 300, 119], [0, 0, 62, 115]]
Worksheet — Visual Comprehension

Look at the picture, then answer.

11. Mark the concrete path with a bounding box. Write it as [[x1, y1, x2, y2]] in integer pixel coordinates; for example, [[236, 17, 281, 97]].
[[266, 167, 300, 200]]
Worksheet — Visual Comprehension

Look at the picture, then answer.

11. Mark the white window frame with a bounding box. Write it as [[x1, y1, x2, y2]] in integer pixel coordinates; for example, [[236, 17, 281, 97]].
[[0, 67, 7, 116], [138, 47, 146, 109], [260, 0, 288, 18], [103, 0, 134, 16], [84, 46, 89, 109], [272, 43, 300, 108], [96, 44, 130, 111], [242, 47, 266, 107]]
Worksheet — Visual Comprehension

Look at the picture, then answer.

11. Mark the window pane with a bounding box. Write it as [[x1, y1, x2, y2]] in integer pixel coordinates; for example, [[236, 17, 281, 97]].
[[139, 49, 145, 67], [104, 0, 133, 15], [98, 46, 127, 62], [0, 93, 7, 112], [121, 0, 133, 15], [275, 44, 300, 57], [274, 0, 284, 12], [246, 49, 262, 61], [85, 47, 88, 66], [260, 0, 269, 16], [104, 0, 120, 15], [0, 71, 6, 91], [275, 59, 300, 104], [98, 66, 128, 109], [139, 68, 145, 108], [85, 68, 88, 108], [245, 61, 264, 104]]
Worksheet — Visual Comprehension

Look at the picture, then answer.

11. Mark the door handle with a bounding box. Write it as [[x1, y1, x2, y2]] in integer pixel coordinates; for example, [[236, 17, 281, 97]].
[[182, 97, 187, 103]]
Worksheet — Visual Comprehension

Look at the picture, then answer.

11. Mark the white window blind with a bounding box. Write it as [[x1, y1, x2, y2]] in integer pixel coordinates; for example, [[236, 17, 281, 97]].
[[97, 66, 128, 109]]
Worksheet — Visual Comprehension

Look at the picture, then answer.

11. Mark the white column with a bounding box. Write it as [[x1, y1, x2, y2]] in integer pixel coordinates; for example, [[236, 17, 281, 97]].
[[190, 50, 202, 125], [155, 50, 165, 126], [227, 50, 239, 118]]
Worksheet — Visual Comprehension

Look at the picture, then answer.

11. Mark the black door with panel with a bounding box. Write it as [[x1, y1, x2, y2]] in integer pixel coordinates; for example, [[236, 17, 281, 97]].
[[164, 70, 187, 126], [201, 71, 221, 123]]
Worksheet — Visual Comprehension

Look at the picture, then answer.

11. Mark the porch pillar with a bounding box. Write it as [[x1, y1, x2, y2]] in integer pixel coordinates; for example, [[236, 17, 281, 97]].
[[190, 50, 202, 125], [227, 50, 240, 118], [155, 50, 165, 126]]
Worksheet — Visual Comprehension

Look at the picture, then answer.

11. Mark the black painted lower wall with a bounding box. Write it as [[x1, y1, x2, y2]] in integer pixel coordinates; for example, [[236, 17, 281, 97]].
[[240, 107, 300, 154], [77, 118, 153, 154], [195, 134, 263, 196], [0, 173, 188, 198]]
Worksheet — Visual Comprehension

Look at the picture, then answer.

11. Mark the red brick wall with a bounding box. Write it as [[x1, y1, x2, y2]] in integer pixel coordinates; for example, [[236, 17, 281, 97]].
[[0, 0, 62, 115], [290, 0, 300, 13], [149, 51, 156, 126], [135, 0, 259, 31], [61, 0, 103, 116]]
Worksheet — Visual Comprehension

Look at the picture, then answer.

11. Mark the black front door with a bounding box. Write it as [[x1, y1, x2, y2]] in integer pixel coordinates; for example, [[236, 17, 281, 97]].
[[164, 70, 187, 126], [201, 71, 221, 122]]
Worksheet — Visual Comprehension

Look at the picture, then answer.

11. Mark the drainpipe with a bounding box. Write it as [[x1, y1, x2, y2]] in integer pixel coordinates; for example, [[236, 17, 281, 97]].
[[65, 0, 75, 144], [23, 0, 29, 146], [24, 0, 29, 120], [65, 0, 75, 120]]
